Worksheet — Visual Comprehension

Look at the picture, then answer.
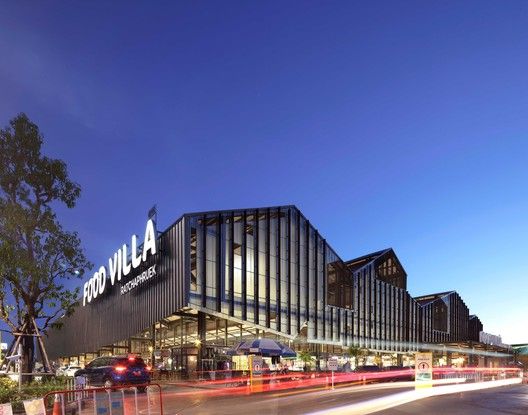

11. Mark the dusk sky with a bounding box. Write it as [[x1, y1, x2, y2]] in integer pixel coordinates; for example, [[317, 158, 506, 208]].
[[1, 1, 527, 344]]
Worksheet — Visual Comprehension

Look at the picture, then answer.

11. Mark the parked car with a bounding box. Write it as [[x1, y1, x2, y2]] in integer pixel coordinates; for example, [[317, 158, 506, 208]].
[[74, 355, 151, 391], [64, 365, 82, 377]]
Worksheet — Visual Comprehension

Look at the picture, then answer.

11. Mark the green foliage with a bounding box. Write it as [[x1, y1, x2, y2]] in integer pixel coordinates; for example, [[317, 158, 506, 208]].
[[0, 376, 70, 411], [297, 350, 313, 363], [297, 350, 314, 371], [347, 345, 363, 358], [0, 377, 18, 407], [0, 113, 92, 379], [347, 345, 369, 365]]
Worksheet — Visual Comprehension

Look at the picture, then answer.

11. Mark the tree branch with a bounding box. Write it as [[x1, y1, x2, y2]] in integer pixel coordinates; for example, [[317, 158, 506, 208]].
[[39, 307, 65, 332], [0, 289, 18, 332]]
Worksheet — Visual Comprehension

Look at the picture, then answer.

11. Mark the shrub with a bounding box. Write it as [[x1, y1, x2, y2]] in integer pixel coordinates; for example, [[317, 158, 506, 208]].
[[0, 376, 70, 412]]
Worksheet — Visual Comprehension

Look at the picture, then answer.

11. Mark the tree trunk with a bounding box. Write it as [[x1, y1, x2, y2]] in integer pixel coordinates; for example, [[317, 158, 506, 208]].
[[21, 331, 35, 384]]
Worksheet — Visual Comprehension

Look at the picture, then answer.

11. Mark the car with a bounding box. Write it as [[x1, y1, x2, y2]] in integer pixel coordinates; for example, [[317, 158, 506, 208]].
[[64, 365, 82, 377], [74, 355, 151, 391]]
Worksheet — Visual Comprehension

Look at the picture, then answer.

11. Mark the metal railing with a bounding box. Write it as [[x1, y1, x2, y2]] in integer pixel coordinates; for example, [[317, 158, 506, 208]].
[[42, 383, 163, 415]]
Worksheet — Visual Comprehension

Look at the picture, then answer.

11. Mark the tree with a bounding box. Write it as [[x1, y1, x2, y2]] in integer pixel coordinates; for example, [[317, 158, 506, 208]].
[[297, 350, 313, 372], [347, 345, 367, 367], [0, 113, 91, 382]]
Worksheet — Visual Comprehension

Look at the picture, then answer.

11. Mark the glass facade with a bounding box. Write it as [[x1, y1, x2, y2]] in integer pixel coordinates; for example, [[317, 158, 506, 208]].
[[416, 291, 470, 344], [347, 249, 420, 352], [47, 204, 486, 372], [187, 206, 354, 345]]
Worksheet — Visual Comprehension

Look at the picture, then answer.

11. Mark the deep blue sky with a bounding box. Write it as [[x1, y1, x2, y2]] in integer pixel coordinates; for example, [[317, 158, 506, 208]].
[[1, 1, 527, 343]]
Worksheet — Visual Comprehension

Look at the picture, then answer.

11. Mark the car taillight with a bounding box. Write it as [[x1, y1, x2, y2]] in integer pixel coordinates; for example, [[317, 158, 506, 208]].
[[114, 365, 127, 373], [146, 366, 152, 371]]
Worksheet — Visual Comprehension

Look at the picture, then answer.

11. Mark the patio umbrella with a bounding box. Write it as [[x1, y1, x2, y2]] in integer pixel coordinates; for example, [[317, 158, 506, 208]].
[[237, 339, 297, 357], [226, 341, 245, 356], [277, 342, 297, 358]]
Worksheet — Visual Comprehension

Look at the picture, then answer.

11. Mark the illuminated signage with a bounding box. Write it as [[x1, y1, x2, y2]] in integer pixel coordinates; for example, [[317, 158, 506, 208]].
[[83, 219, 157, 306]]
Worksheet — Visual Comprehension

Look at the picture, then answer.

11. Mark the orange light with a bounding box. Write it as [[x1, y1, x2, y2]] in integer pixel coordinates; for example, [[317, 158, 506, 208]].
[[146, 365, 152, 371], [114, 365, 127, 373], [128, 356, 135, 361]]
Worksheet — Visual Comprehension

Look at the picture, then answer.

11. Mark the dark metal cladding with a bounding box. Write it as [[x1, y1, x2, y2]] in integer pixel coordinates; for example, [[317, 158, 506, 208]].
[[43, 204, 489, 364], [229, 211, 235, 317], [241, 211, 247, 321], [344, 248, 420, 352], [276, 207, 281, 332], [44, 217, 187, 360], [414, 290, 470, 344], [215, 213, 222, 313]]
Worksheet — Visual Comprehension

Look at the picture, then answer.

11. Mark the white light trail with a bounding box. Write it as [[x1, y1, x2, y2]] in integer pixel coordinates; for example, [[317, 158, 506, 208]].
[[307, 378, 522, 415]]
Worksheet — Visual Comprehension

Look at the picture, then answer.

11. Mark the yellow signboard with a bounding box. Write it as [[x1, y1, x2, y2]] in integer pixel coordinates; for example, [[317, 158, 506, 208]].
[[232, 355, 249, 371]]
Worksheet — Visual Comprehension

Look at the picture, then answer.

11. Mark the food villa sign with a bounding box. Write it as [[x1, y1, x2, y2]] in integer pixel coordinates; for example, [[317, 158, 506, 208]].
[[83, 219, 158, 306]]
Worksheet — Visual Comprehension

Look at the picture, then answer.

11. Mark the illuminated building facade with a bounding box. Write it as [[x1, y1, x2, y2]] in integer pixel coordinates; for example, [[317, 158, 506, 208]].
[[44, 205, 502, 371], [415, 291, 470, 344], [345, 250, 420, 352], [468, 315, 483, 342]]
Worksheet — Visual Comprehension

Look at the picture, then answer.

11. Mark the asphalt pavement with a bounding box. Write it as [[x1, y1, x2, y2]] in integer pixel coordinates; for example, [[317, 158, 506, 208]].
[[160, 383, 414, 414], [376, 384, 528, 415], [157, 381, 527, 414]]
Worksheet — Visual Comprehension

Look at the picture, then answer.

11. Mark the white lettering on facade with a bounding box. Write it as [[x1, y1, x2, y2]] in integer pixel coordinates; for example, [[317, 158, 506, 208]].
[[120, 265, 158, 295], [142, 219, 157, 260], [83, 219, 157, 306], [98, 266, 106, 296], [122, 243, 132, 277], [108, 250, 119, 285], [131, 235, 142, 268]]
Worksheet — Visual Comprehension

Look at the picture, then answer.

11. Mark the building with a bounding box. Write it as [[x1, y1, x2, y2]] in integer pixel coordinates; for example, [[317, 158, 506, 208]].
[[44, 205, 510, 371], [511, 343, 528, 368], [479, 332, 508, 348], [345, 249, 420, 354], [468, 315, 483, 342], [414, 292, 512, 367], [46, 205, 358, 371], [415, 291, 470, 344]]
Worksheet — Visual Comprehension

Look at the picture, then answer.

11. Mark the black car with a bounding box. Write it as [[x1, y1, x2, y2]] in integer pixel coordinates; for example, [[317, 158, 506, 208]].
[[75, 355, 151, 390]]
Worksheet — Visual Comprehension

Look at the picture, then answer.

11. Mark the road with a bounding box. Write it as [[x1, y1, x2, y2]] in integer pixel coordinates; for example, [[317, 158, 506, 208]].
[[377, 384, 528, 415], [157, 381, 527, 414], [160, 382, 414, 414]]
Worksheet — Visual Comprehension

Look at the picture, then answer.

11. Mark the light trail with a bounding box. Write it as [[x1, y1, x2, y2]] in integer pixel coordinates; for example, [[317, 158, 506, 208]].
[[307, 377, 523, 415], [160, 366, 520, 401]]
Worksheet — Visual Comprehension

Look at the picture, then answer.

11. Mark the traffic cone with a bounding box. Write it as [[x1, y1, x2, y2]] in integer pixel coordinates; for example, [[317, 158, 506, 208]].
[[52, 393, 61, 415]]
